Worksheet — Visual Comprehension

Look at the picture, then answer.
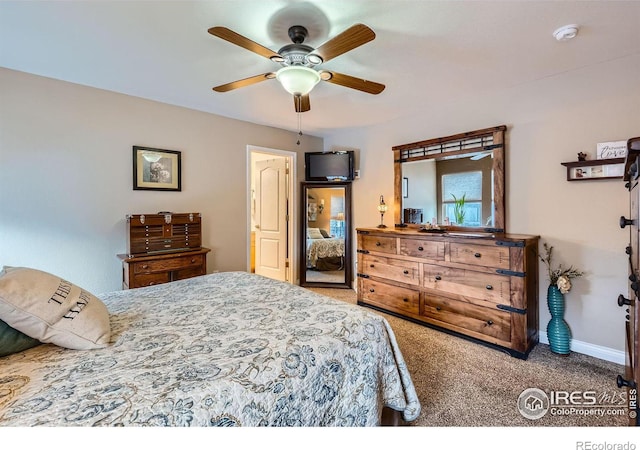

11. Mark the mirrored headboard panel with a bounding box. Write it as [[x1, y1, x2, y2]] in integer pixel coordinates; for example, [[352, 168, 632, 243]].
[[393, 125, 506, 232]]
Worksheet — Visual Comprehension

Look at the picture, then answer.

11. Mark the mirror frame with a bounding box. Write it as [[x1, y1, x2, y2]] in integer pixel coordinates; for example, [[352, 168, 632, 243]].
[[393, 125, 506, 232], [300, 181, 353, 289]]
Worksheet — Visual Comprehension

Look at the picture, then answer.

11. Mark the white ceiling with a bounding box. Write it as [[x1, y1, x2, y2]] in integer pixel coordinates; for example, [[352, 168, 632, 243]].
[[1, 1, 638, 137]]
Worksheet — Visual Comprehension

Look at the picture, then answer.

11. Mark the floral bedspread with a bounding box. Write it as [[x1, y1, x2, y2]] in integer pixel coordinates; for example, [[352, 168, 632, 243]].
[[306, 238, 344, 267], [0, 272, 420, 426]]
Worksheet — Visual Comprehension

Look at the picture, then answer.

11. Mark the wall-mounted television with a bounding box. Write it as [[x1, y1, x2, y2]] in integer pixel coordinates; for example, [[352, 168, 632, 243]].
[[305, 151, 355, 182]]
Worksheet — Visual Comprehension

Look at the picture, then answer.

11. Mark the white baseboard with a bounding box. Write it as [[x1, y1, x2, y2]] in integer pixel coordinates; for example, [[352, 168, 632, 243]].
[[539, 331, 625, 365]]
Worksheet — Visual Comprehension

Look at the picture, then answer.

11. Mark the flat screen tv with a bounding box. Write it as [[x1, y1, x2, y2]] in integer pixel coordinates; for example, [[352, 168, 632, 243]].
[[305, 151, 355, 182]]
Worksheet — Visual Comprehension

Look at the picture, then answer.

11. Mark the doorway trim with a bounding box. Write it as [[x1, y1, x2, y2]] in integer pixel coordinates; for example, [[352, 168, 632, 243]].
[[247, 145, 297, 284]]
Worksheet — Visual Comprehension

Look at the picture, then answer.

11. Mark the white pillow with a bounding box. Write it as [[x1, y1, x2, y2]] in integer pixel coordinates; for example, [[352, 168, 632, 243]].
[[0, 266, 111, 350], [307, 227, 324, 239]]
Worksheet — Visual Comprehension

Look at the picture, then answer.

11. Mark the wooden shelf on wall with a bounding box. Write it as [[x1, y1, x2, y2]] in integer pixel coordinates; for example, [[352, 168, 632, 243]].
[[561, 157, 625, 181]]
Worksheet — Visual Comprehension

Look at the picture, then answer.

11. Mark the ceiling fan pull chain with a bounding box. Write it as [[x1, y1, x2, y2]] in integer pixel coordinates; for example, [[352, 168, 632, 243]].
[[296, 107, 303, 146]]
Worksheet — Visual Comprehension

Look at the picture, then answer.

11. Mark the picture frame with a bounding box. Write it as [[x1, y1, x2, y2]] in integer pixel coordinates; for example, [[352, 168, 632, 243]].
[[133, 146, 181, 191], [403, 177, 409, 198], [308, 201, 318, 222]]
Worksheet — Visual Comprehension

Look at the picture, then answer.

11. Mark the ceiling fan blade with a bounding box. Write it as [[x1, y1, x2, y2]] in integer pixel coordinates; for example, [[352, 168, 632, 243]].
[[294, 94, 311, 113], [212, 73, 275, 92], [311, 23, 375, 63], [208, 26, 282, 61], [320, 71, 385, 95]]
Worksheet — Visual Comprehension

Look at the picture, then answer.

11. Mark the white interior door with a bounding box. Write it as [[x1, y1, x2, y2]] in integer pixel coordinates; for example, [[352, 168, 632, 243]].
[[254, 157, 288, 281]]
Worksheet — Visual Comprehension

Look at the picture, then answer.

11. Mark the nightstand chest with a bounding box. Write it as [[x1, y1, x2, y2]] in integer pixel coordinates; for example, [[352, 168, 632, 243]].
[[118, 212, 210, 289], [118, 247, 211, 289]]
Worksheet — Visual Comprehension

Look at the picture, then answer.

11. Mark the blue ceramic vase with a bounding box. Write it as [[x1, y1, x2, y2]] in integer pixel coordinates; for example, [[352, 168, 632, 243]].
[[547, 284, 571, 355]]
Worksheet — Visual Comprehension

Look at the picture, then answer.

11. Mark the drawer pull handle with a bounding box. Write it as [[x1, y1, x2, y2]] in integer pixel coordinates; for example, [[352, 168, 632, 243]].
[[403, 270, 409, 274], [436, 306, 442, 311], [618, 294, 632, 307], [486, 285, 493, 290], [474, 252, 481, 258], [369, 288, 375, 293], [191, 259, 196, 263], [435, 275, 441, 281], [486, 320, 494, 326], [403, 298, 409, 303], [370, 264, 375, 268], [620, 216, 634, 229], [142, 264, 149, 269], [617, 374, 636, 388], [376, 242, 381, 246], [418, 246, 424, 251]]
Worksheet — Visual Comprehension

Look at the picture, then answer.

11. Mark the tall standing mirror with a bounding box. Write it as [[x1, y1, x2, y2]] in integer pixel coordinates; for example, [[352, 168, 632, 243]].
[[300, 182, 352, 288], [393, 125, 506, 231]]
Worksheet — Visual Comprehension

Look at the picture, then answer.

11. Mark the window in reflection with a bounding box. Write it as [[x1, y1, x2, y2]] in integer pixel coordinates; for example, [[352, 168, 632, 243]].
[[442, 171, 482, 226]]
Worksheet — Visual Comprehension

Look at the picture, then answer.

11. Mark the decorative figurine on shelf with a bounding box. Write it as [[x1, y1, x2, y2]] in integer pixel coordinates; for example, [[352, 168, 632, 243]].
[[539, 242, 584, 355], [577, 152, 587, 161]]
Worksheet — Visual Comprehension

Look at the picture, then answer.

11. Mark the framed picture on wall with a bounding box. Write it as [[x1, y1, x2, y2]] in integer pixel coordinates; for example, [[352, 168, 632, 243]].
[[133, 146, 182, 191], [308, 201, 318, 221]]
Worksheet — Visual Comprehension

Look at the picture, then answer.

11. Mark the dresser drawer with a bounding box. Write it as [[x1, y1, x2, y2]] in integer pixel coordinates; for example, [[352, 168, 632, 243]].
[[449, 242, 510, 270], [423, 294, 511, 342], [359, 234, 397, 254], [361, 254, 419, 286], [174, 266, 206, 281], [422, 263, 510, 305], [133, 254, 205, 274], [360, 278, 419, 316], [399, 238, 445, 261], [129, 272, 170, 288]]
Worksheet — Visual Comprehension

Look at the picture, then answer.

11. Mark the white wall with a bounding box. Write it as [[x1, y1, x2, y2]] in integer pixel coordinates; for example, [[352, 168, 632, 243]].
[[0, 68, 323, 294], [325, 53, 640, 358]]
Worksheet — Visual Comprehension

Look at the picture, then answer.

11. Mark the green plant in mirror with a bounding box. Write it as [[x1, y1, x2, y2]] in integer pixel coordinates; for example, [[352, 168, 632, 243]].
[[451, 193, 466, 225]]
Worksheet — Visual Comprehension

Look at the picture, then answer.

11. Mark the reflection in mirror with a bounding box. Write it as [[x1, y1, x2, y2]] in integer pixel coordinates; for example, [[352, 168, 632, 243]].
[[300, 182, 352, 288], [402, 153, 494, 227], [393, 125, 506, 231]]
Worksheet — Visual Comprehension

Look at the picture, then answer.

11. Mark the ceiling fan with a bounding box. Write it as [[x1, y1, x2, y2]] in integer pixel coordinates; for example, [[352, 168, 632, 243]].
[[208, 23, 385, 113]]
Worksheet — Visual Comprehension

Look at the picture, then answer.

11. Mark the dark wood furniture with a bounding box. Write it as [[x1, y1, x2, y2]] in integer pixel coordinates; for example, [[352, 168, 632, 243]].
[[357, 227, 539, 359], [620, 136, 640, 425], [117, 213, 210, 289], [118, 248, 210, 289]]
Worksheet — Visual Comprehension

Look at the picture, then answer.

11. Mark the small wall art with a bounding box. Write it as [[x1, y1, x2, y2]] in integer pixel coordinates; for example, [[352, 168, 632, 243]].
[[133, 146, 182, 191]]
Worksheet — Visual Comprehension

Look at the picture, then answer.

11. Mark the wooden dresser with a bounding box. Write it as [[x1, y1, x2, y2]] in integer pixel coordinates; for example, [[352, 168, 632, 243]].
[[357, 227, 539, 358], [117, 213, 210, 289]]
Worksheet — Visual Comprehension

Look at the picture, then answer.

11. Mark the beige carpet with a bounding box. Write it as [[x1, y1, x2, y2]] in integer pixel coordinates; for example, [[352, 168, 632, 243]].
[[307, 287, 629, 427]]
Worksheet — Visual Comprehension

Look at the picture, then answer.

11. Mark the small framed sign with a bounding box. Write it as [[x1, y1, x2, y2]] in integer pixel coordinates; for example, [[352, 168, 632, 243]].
[[596, 141, 627, 159], [133, 146, 182, 191]]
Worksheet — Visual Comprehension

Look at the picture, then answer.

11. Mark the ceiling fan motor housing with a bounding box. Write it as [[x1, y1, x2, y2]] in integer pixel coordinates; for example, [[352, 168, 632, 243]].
[[288, 25, 308, 44], [278, 26, 322, 67]]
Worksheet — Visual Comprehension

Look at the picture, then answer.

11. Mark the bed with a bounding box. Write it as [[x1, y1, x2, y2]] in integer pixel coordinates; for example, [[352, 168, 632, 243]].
[[0, 270, 420, 426], [306, 237, 345, 270]]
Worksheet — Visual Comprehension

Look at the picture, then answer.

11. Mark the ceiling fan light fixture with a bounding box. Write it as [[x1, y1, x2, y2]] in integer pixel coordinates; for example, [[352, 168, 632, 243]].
[[276, 66, 321, 95]]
